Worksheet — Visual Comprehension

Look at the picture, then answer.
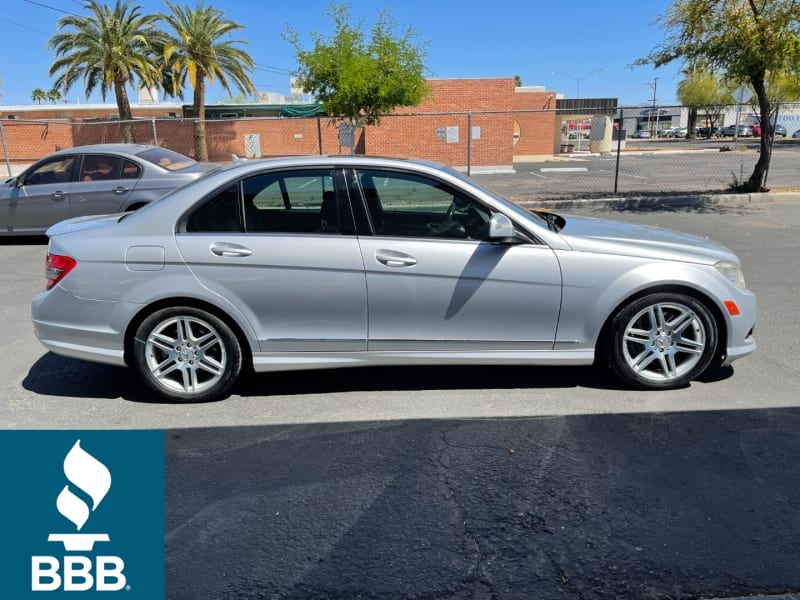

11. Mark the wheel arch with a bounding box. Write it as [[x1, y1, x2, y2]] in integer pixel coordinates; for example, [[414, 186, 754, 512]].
[[123, 296, 255, 371], [594, 284, 728, 364]]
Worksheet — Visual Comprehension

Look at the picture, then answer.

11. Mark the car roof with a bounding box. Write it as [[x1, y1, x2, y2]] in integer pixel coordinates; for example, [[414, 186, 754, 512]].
[[216, 154, 448, 174], [51, 143, 164, 156]]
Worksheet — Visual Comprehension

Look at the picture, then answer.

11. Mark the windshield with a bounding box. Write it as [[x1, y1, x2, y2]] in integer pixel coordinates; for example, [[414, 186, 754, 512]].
[[441, 165, 551, 227], [136, 147, 198, 171]]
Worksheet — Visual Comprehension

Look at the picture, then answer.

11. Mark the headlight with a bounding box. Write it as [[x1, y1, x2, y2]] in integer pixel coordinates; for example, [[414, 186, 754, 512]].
[[714, 260, 746, 289]]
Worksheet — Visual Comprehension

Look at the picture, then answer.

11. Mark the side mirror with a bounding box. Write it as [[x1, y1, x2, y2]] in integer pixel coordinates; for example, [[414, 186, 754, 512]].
[[488, 213, 521, 243]]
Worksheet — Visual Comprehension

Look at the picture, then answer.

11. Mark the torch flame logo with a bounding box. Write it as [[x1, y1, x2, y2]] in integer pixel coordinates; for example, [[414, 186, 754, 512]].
[[55, 440, 111, 531]]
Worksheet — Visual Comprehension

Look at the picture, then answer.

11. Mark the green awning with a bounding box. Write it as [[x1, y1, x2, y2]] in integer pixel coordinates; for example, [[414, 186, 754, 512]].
[[280, 104, 326, 117]]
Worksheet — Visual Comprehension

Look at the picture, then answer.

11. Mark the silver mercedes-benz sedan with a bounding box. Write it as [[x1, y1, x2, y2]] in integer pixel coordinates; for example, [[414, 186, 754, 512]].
[[31, 155, 756, 402], [1, 143, 220, 235]]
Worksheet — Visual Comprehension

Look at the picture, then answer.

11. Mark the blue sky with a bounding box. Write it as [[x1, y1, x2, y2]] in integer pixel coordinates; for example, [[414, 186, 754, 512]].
[[0, 0, 681, 108]]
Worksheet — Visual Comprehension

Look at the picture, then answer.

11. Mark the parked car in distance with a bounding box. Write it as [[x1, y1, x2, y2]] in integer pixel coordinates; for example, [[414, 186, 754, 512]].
[[632, 130, 651, 138], [668, 127, 688, 138], [696, 126, 721, 137], [772, 123, 787, 137], [752, 122, 787, 137], [0, 143, 220, 235], [793, 129, 800, 139], [31, 155, 757, 402], [721, 124, 753, 137]]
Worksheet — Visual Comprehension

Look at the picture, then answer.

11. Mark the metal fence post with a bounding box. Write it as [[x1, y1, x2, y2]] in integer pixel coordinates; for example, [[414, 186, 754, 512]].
[[614, 109, 623, 194], [151, 119, 158, 146], [0, 121, 11, 177], [467, 112, 472, 176]]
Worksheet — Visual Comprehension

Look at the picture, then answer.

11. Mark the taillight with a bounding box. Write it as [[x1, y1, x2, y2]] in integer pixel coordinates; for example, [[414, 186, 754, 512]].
[[45, 253, 76, 290]]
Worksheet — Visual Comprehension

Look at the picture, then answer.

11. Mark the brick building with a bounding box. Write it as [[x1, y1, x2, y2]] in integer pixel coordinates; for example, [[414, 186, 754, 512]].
[[0, 78, 566, 170]]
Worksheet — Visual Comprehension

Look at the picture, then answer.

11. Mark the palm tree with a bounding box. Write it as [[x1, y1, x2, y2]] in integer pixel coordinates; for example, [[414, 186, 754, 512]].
[[31, 88, 47, 104], [47, 88, 63, 104], [159, 1, 255, 161], [48, 0, 162, 143]]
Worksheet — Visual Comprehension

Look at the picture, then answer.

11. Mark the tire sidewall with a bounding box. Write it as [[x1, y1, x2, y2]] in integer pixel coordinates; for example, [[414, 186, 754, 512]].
[[606, 292, 718, 390], [132, 306, 242, 403]]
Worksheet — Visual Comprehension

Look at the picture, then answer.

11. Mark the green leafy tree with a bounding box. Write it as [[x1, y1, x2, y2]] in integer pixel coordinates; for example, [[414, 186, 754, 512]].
[[641, 0, 800, 192], [31, 88, 47, 104], [286, 2, 429, 151], [740, 71, 800, 124], [159, 0, 256, 162], [48, 0, 162, 143], [676, 67, 734, 137]]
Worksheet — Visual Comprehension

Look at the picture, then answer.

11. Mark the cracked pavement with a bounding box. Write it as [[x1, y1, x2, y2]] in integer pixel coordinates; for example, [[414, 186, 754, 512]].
[[165, 413, 800, 599]]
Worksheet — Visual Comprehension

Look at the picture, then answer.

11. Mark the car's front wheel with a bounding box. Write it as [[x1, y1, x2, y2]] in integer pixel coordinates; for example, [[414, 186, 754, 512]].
[[605, 293, 717, 389], [132, 307, 242, 402]]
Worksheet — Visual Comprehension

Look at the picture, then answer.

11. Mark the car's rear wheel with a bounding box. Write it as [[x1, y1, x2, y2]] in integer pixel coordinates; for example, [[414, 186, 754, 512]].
[[132, 307, 242, 402], [605, 293, 717, 389]]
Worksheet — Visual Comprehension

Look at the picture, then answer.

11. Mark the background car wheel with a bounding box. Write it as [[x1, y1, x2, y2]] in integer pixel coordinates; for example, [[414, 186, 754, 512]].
[[605, 292, 717, 389], [133, 306, 242, 402]]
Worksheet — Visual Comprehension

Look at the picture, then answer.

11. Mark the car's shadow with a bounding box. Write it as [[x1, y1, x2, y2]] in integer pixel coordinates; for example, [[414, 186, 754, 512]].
[[22, 352, 735, 404]]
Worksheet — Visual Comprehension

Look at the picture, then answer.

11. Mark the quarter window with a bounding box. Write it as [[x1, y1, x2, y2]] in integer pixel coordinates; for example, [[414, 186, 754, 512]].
[[185, 184, 241, 232], [121, 160, 141, 179]]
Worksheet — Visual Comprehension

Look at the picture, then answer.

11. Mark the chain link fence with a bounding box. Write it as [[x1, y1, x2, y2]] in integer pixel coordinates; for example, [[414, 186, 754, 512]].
[[3, 101, 799, 199]]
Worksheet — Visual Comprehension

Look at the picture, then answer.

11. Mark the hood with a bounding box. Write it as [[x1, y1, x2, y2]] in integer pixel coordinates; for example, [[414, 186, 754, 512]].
[[46, 213, 124, 237], [557, 214, 737, 264]]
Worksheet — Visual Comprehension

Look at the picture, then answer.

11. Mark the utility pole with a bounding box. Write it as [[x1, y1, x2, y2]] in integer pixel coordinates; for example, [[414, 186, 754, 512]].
[[647, 77, 659, 136]]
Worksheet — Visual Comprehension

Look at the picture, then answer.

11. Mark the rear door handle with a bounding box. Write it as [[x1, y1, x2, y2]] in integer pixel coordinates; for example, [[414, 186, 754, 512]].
[[112, 186, 130, 194], [210, 242, 252, 257], [376, 249, 417, 267], [51, 191, 67, 200]]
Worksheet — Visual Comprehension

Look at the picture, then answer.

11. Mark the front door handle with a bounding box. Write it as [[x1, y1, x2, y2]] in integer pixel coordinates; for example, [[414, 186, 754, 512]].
[[210, 242, 252, 257], [375, 249, 417, 267], [51, 191, 67, 200]]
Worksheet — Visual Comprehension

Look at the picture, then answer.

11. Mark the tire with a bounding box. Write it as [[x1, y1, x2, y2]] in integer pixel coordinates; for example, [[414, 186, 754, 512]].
[[132, 306, 242, 402], [604, 292, 717, 390]]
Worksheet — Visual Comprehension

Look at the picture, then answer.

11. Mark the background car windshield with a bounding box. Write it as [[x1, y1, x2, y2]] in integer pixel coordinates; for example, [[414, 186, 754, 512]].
[[136, 147, 197, 171]]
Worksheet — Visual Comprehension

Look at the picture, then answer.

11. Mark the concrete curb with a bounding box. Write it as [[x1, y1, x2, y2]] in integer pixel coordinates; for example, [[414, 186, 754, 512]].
[[515, 191, 800, 211]]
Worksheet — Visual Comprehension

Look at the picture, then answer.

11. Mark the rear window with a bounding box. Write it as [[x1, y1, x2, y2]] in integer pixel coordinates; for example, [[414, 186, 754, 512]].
[[136, 147, 197, 171]]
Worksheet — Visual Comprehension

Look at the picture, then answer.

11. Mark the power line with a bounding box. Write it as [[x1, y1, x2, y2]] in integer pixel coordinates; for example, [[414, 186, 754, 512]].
[[254, 64, 293, 75], [19, 0, 295, 78], [0, 15, 52, 36], [22, 0, 80, 17]]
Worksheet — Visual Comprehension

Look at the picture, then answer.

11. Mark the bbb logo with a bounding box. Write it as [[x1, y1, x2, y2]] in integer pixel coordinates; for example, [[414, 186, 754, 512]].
[[32, 440, 128, 592]]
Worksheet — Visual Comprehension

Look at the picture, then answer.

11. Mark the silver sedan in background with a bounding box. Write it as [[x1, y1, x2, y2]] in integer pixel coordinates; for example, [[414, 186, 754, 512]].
[[1, 143, 219, 235], [31, 155, 756, 402]]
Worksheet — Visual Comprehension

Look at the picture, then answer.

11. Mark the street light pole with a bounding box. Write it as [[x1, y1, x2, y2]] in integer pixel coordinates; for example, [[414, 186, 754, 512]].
[[552, 68, 607, 152], [552, 68, 608, 99]]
